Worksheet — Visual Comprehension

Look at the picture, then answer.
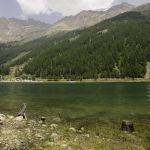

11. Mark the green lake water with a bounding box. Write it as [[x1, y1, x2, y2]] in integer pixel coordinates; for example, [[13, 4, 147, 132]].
[[0, 82, 150, 122]]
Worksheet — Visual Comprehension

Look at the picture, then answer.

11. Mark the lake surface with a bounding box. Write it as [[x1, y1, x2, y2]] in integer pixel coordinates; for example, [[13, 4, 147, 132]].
[[0, 82, 150, 121]]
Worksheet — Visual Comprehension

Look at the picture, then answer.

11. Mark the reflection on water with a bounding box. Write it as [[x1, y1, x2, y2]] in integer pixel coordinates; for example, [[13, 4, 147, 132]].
[[146, 84, 150, 99], [0, 82, 150, 120]]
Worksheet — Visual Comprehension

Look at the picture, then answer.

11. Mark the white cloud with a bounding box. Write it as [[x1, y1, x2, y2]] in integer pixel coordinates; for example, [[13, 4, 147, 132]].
[[16, 0, 113, 16]]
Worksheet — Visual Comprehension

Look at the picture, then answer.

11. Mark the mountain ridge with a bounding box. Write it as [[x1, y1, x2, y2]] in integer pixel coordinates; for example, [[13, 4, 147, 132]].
[[46, 2, 134, 35], [0, 17, 50, 43], [0, 5, 150, 79], [0, 2, 135, 43]]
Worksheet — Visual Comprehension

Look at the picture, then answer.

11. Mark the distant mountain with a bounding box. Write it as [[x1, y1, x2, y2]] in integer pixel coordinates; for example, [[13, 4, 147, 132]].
[[0, 3, 134, 43], [46, 2, 134, 35], [133, 3, 150, 15], [1, 5, 150, 79], [1, 3, 150, 80], [0, 18, 49, 43], [27, 12, 63, 24]]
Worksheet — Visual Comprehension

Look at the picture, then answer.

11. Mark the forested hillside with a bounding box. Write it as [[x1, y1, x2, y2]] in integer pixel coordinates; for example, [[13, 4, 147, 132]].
[[0, 7, 150, 80], [21, 11, 150, 80]]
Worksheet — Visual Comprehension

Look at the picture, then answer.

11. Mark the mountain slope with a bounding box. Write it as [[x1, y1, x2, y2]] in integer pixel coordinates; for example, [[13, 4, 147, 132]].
[[2, 10, 149, 79], [133, 3, 150, 16], [46, 3, 134, 35], [1, 4, 150, 79], [0, 18, 49, 43], [22, 11, 150, 79], [0, 3, 134, 43]]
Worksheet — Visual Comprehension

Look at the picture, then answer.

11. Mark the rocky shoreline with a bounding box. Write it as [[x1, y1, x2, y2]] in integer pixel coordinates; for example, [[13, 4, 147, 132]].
[[0, 114, 47, 149], [0, 114, 90, 150], [0, 113, 149, 150], [1, 78, 150, 83]]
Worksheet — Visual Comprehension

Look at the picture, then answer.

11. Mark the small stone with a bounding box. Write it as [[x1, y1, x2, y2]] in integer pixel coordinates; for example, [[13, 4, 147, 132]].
[[8, 116, 14, 119], [50, 124, 58, 129], [61, 144, 68, 148], [28, 120, 36, 126], [51, 133, 59, 141], [83, 134, 90, 138], [39, 120, 43, 124], [42, 124, 47, 127], [35, 133, 43, 139], [69, 127, 76, 133], [0, 114, 6, 121], [76, 130, 83, 134], [52, 117, 61, 123], [14, 116, 24, 121], [41, 117, 46, 124], [81, 127, 85, 131], [76, 127, 85, 134]]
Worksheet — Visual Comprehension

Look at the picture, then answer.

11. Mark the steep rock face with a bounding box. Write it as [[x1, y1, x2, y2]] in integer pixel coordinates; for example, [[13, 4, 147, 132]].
[[0, 18, 50, 43], [46, 3, 134, 35]]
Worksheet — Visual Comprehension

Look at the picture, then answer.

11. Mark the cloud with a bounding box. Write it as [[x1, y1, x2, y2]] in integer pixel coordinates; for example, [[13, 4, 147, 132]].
[[16, 0, 113, 16], [16, 0, 52, 15]]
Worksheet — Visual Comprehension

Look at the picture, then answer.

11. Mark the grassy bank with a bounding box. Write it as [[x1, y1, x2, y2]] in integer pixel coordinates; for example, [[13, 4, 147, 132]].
[[0, 113, 150, 150]]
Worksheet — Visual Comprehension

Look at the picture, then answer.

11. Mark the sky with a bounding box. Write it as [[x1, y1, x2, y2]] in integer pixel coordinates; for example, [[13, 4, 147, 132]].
[[0, 0, 150, 24]]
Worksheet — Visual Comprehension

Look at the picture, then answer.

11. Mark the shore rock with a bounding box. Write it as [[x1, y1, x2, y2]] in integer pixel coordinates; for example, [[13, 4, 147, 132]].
[[50, 123, 58, 129], [69, 127, 76, 133], [14, 116, 24, 121], [0, 114, 6, 121], [52, 117, 62, 123], [51, 133, 59, 141]]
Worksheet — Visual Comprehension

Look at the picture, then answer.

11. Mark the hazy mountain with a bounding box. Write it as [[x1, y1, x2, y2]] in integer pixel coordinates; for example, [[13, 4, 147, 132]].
[[0, 18, 49, 43], [0, 3, 135, 43], [46, 2, 134, 35], [133, 3, 150, 15], [29, 12, 63, 24]]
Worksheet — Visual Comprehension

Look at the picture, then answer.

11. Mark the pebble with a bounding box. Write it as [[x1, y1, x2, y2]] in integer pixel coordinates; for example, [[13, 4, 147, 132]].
[[52, 117, 61, 123], [14, 116, 24, 121], [35, 133, 43, 139], [83, 134, 90, 138], [50, 123, 58, 129], [41, 117, 46, 123], [0, 114, 6, 121], [51, 133, 59, 141], [69, 127, 76, 132], [61, 144, 68, 148], [81, 127, 85, 131], [8, 116, 14, 119]]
